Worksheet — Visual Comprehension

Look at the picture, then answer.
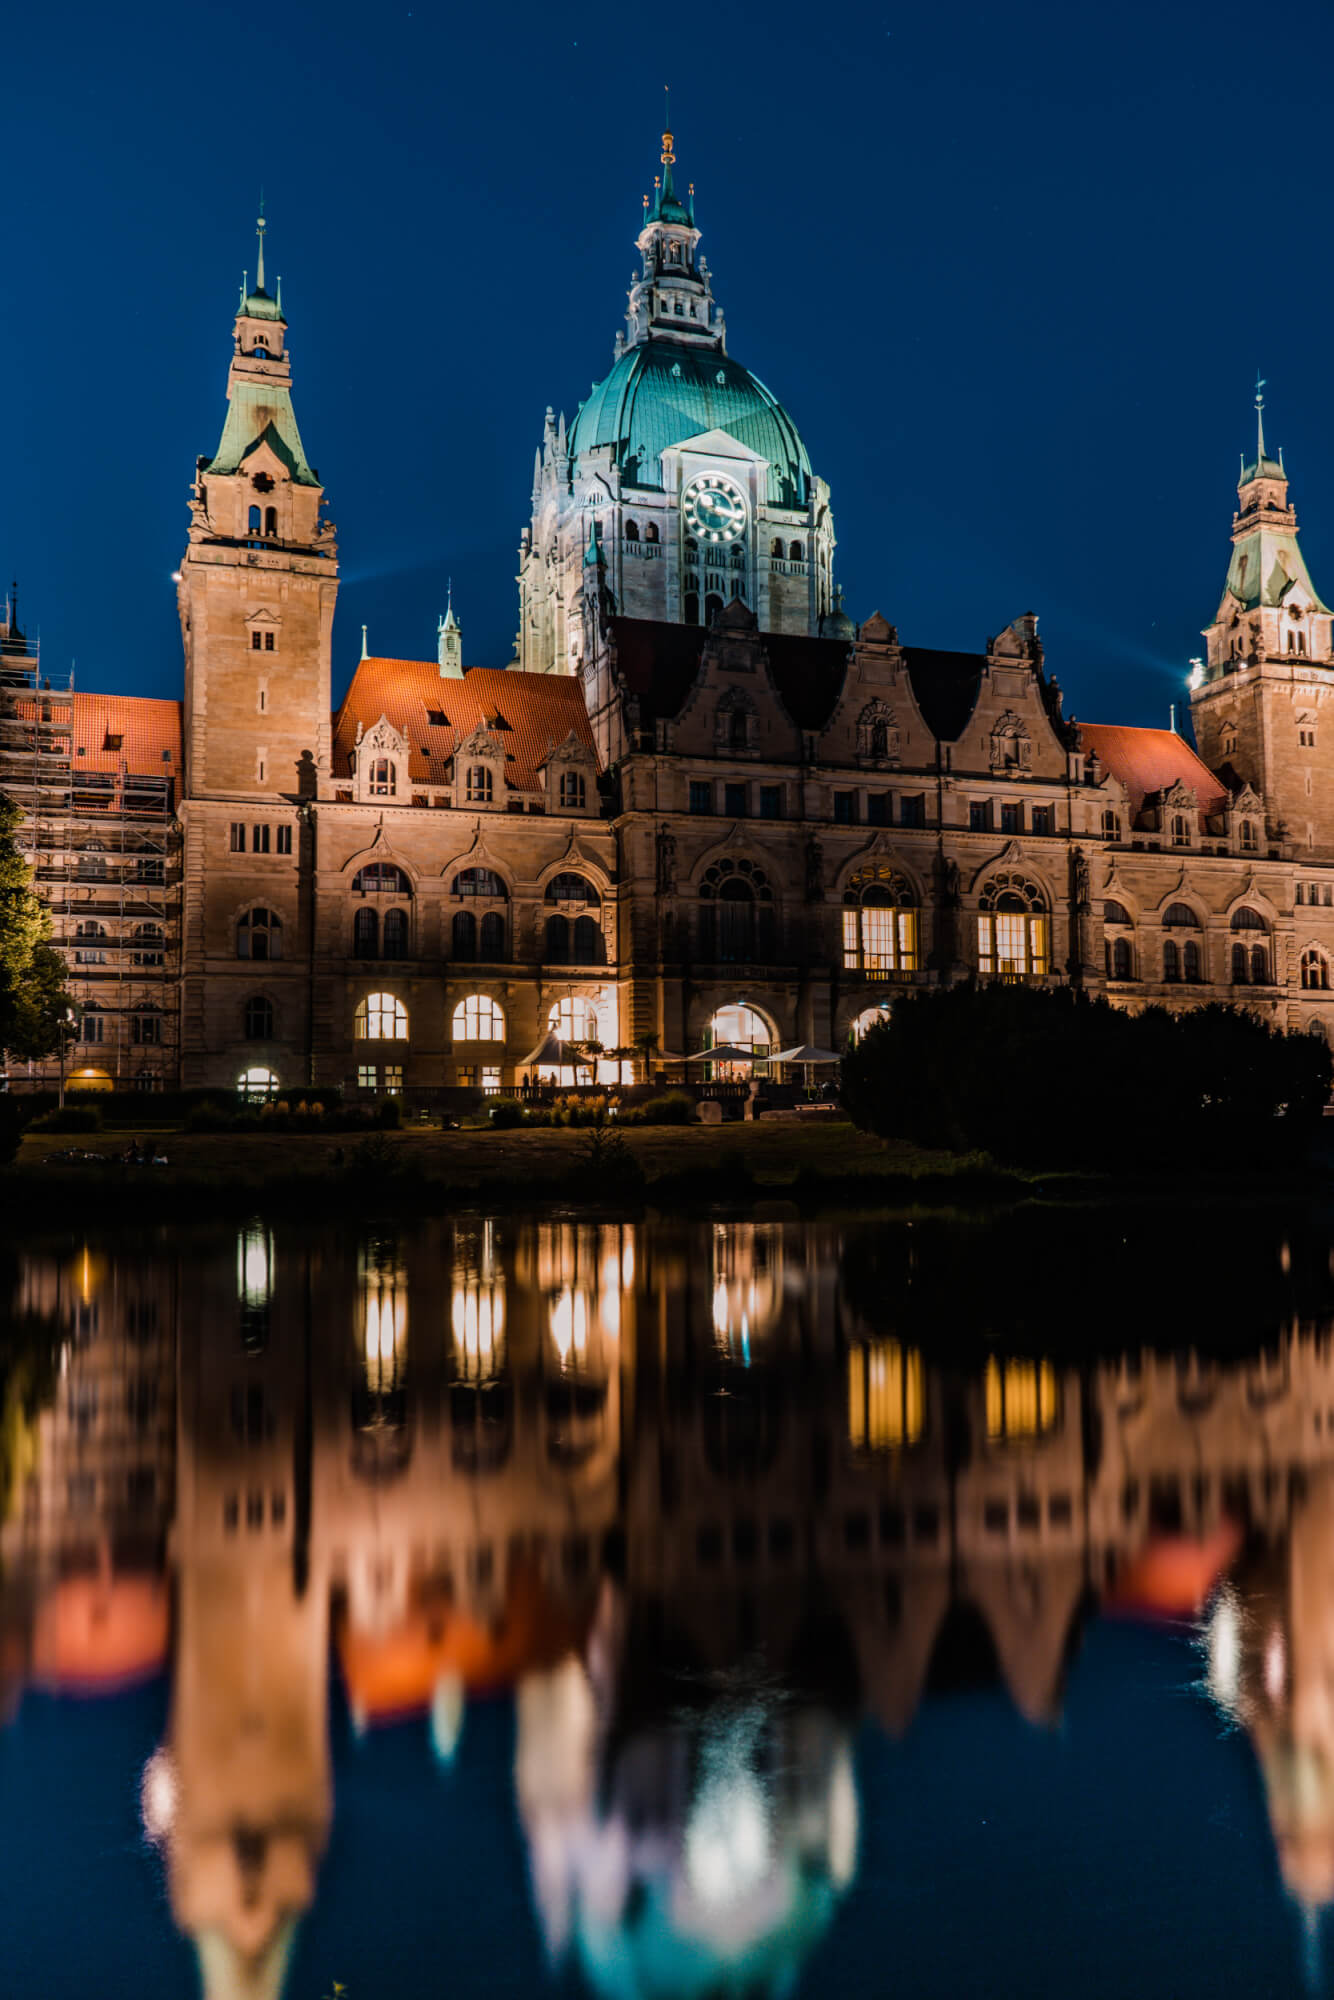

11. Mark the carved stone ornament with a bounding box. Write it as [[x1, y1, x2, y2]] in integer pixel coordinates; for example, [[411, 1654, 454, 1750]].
[[989, 711, 1032, 773]]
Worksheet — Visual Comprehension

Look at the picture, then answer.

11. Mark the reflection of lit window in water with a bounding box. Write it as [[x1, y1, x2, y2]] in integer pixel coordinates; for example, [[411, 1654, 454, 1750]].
[[236, 1222, 274, 1351], [451, 1220, 507, 1382], [847, 1340, 924, 1450], [539, 1222, 631, 1371], [985, 1357, 1057, 1439], [360, 1240, 407, 1394], [711, 1224, 782, 1361]]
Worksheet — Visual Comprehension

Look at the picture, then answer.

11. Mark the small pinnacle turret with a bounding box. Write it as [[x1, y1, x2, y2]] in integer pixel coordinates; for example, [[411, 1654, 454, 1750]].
[[437, 582, 463, 678]]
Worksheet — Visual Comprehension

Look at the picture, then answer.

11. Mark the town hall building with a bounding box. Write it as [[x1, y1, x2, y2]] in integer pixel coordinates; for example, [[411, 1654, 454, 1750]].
[[6, 124, 1334, 1099]]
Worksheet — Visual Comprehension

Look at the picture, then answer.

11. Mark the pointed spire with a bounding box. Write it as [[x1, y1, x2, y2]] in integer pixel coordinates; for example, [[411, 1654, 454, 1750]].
[[661, 85, 676, 205], [438, 582, 463, 677], [255, 195, 267, 294], [1255, 369, 1266, 465], [360, 624, 368, 661]]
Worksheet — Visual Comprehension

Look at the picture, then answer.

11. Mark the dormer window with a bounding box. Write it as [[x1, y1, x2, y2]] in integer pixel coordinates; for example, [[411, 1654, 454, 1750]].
[[369, 758, 396, 797], [466, 766, 493, 804], [559, 771, 586, 810], [1240, 819, 1258, 852], [1170, 813, 1190, 847]]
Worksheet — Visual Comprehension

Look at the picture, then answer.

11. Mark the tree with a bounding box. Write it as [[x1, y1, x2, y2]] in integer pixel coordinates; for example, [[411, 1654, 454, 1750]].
[[0, 793, 75, 1063]]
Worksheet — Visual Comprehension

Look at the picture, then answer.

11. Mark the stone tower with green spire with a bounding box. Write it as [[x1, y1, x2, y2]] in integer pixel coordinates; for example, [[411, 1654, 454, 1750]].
[[177, 211, 338, 799], [1191, 383, 1334, 854]]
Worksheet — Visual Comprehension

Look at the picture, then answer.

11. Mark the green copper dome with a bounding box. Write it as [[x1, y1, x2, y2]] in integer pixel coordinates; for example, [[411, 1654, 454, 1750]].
[[568, 340, 812, 508]]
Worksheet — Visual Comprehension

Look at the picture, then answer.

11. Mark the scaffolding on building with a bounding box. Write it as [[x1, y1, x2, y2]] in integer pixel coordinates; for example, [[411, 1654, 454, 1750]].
[[0, 602, 180, 1091]]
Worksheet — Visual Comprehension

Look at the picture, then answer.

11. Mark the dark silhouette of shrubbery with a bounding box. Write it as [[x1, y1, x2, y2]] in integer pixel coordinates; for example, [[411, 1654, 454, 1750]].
[[840, 984, 1332, 1170]]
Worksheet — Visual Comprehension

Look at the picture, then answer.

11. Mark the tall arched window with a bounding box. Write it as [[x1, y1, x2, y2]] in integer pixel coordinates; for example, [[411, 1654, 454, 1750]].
[[977, 875, 1049, 978], [549, 997, 599, 1042], [705, 593, 725, 625], [625, 520, 640, 543], [248, 505, 261, 535], [1184, 940, 1202, 983], [1163, 939, 1179, 983], [559, 771, 587, 810], [264, 506, 278, 538], [789, 541, 802, 561], [466, 766, 493, 804], [703, 1004, 772, 1076], [382, 908, 408, 959], [770, 537, 784, 558], [453, 868, 507, 899], [454, 995, 505, 1042], [1111, 936, 1133, 980], [1302, 947, 1330, 991], [684, 591, 700, 625], [842, 866, 918, 976], [453, 910, 477, 961], [244, 995, 275, 1041], [479, 910, 506, 960], [353, 906, 379, 958], [353, 864, 411, 895], [355, 992, 409, 1040], [644, 521, 659, 544], [697, 859, 775, 964], [237, 908, 282, 960], [1230, 906, 1269, 984]]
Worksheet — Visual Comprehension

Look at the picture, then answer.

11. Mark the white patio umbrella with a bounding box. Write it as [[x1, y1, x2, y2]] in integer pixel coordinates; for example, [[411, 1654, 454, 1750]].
[[685, 1044, 757, 1063], [771, 1044, 843, 1064]]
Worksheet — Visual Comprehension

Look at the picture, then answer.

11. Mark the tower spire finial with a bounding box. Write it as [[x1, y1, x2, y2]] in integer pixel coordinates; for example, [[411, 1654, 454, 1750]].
[[1255, 369, 1267, 466], [255, 193, 267, 295], [661, 86, 675, 198]]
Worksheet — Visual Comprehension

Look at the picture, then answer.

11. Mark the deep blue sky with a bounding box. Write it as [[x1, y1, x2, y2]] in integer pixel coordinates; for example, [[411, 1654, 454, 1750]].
[[6, 0, 1334, 728]]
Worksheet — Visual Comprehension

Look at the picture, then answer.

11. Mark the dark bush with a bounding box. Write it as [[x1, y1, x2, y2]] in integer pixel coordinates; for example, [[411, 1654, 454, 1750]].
[[185, 1102, 231, 1133], [488, 1097, 524, 1129], [0, 1098, 25, 1162], [375, 1094, 403, 1130], [639, 1091, 696, 1126], [30, 1104, 103, 1134], [840, 984, 1332, 1170]]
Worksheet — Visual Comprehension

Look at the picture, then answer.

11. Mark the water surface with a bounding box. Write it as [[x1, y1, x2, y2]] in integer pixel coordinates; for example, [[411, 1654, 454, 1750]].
[[2, 1207, 1333, 1998]]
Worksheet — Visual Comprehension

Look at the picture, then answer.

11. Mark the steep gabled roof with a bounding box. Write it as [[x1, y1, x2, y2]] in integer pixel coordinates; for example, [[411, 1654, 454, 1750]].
[[903, 647, 985, 742], [1078, 723, 1228, 823], [11, 691, 183, 781], [333, 662, 597, 793], [607, 615, 851, 730]]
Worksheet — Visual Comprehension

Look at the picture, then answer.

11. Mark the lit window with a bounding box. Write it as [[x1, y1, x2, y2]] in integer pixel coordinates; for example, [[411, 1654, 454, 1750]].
[[357, 1064, 377, 1089], [453, 994, 505, 1041], [369, 758, 396, 797], [355, 992, 409, 1040], [481, 1066, 501, 1094], [977, 876, 1049, 978], [841, 868, 917, 976], [237, 1066, 279, 1102], [382, 1065, 404, 1093], [1301, 947, 1330, 991], [549, 996, 599, 1042]]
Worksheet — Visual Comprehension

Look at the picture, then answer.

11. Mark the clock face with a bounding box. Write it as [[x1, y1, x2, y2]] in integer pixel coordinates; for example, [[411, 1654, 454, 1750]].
[[683, 475, 747, 543]]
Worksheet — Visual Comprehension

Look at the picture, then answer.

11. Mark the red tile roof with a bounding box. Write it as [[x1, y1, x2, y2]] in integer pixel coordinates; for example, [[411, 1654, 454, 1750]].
[[1078, 723, 1228, 825], [9, 690, 183, 781], [333, 662, 597, 793]]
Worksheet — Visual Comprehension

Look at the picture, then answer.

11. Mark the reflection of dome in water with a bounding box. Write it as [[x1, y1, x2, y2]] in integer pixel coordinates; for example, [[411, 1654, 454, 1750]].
[[517, 1662, 857, 2000]]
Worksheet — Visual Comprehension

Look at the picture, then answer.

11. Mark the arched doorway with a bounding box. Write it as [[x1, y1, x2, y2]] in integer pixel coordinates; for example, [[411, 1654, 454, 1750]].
[[703, 1003, 773, 1079], [848, 1004, 892, 1045]]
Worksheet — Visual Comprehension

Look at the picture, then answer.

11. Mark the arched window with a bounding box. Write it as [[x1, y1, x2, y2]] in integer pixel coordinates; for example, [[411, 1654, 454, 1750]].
[[453, 868, 507, 899], [1101, 809, 1120, 840], [382, 908, 408, 959], [453, 910, 477, 961], [479, 910, 506, 960], [977, 875, 1049, 978], [264, 506, 278, 538], [237, 1066, 279, 1102], [1111, 936, 1133, 980], [705, 593, 725, 625], [1184, 941, 1202, 982], [454, 995, 505, 1042], [770, 538, 784, 558], [1170, 813, 1190, 847], [684, 591, 701, 625], [1162, 902, 1198, 928], [1104, 900, 1132, 926], [545, 915, 570, 961], [545, 873, 600, 907], [353, 864, 412, 896], [625, 519, 640, 543], [1163, 939, 1179, 983], [244, 995, 274, 1041], [1231, 942, 1249, 984], [842, 866, 918, 976], [466, 766, 493, 804], [869, 719, 889, 758], [1302, 947, 1331, 991], [572, 914, 603, 965], [237, 908, 282, 960], [559, 771, 587, 810], [644, 522, 659, 544], [1231, 905, 1267, 930], [1230, 907, 1269, 984], [369, 758, 396, 797], [248, 505, 261, 535], [789, 541, 802, 561], [355, 992, 408, 1040], [1252, 944, 1268, 983], [698, 859, 776, 964], [549, 997, 599, 1042], [353, 906, 378, 958], [75, 919, 106, 939]]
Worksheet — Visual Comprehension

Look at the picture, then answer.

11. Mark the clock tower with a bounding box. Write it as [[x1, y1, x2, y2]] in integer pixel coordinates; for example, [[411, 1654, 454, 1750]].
[[518, 123, 837, 673]]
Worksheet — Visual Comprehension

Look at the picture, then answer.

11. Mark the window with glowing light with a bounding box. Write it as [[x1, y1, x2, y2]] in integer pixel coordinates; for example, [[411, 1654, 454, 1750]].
[[237, 1065, 279, 1101], [977, 876, 1049, 977], [453, 993, 505, 1041], [841, 865, 917, 976], [355, 991, 408, 1040]]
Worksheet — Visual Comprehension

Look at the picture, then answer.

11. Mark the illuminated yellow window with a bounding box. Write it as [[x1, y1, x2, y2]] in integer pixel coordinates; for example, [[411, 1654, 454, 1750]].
[[848, 1339, 924, 1450], [843, 907, 860, 971], [978, 900, 1049, 977], [984, 1356, 1057, 1439]]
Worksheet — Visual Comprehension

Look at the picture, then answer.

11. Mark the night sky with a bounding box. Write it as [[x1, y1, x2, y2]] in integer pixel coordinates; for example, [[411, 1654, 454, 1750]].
[[7, 0, 1334, 732]]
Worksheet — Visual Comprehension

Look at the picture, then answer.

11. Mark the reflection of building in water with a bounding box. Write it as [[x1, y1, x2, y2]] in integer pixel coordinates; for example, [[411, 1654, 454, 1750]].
[[0, 1244, 175, 1719]]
